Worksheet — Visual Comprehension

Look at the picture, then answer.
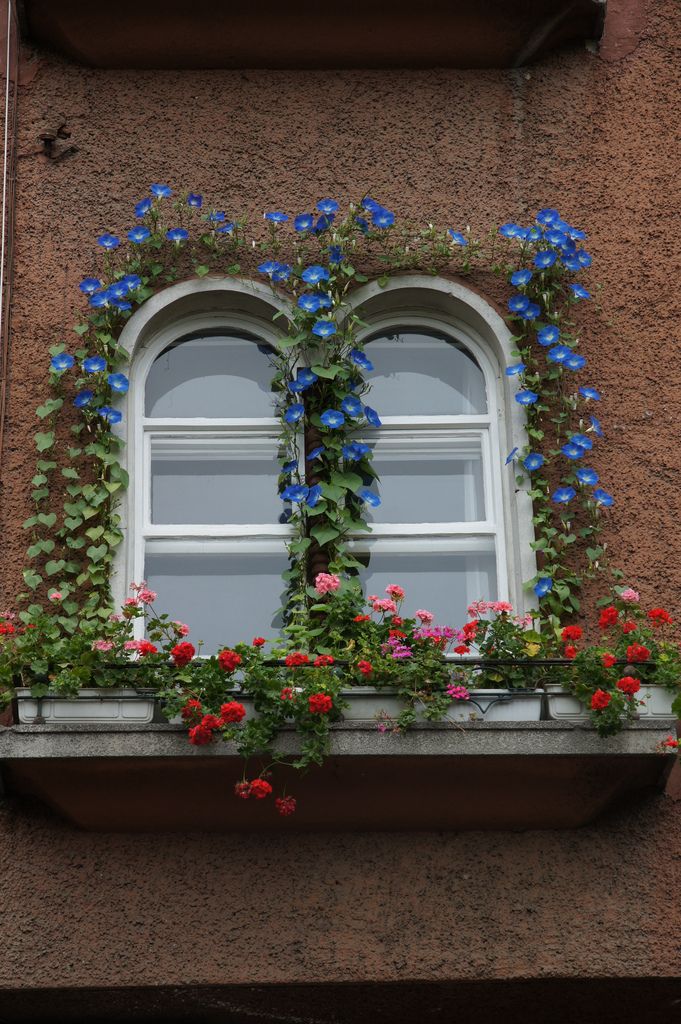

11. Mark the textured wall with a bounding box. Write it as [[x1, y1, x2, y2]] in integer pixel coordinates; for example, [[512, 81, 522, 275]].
[[1, 0, 680, 1011]]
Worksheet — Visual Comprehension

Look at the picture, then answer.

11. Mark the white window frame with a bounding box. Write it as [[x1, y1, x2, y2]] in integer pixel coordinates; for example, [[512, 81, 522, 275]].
[[112, 276, 536, 621]]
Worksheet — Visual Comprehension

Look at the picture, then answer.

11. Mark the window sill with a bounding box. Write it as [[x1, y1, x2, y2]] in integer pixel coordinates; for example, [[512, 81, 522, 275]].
[[0, 717, 675, 832]]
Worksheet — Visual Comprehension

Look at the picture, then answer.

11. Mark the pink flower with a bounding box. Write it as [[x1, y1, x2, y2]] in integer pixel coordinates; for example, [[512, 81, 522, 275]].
[[514, 614, 534, 629], [621, 588, 640, 603], [385, 584, 405, 601], [91, 640, 114, 652], [124, 597, 138, 607], [137, 589, 157, 604], [491, 601, 513, 614], [124, 640, 142, 651], [371, 598, 398, 614], [314, 573, 341, 595], [446, 683, 471, 701], [376, 721, 389, 733], [173, 621, 190, 636], [109, 614, 122, 623], [48, 591, 62, 602], [467, 600, 490, 618], [415, 609, 434, 624]]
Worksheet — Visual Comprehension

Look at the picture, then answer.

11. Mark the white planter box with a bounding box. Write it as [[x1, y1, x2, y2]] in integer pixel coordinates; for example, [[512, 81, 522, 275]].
[[15, 687, 156, 724], [545, 683, 677, 721], [339, 687, 543, 723]]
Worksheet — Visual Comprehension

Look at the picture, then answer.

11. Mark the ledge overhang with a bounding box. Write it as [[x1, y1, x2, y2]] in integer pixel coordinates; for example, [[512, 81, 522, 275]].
[[17, 0, 607, 70], [0, 718, 674, 831]]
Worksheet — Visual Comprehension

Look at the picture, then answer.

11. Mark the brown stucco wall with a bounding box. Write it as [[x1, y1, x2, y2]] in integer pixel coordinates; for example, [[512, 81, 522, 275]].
[[0, 0, 680, 1015]]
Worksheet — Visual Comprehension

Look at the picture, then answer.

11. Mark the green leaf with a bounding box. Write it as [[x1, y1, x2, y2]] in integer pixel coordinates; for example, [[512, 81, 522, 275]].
[[331, 470, 363, 492], [311, 364, 341, 379], [37, 512, 57, 528], [85, 526, 105, 541], [22, 569, 42, 590], [31, 474, 47, 486], [320, 483, 345, 504], [45, 559, 66, 576], [63, 516, 83, 531], [81, 506, 98, 520], [195, 264, 210, 277], [35, 431, 55, 452], [36, 398, 63, 419], [310, 524, 340, 546], [86, 544, 108, 563], [73, 324, 89, 336], [61, 467, 80, 480], [66, 536, 86, 549]]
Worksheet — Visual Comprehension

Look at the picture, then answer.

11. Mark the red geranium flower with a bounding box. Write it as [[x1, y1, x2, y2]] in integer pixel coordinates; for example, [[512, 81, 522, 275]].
[[389, 629, 407, 639], [602, 653, 617, 668], [649, 608, 673, 626], [662, 736, 679, 749], [622, 621, 637, 634], [561, 625, 583, 642], [598, 606, 618, 630], [354, 615, 370, 623], [218, 648, 242, 673], [234, 781, 251, 799], [313, 654, 335, 667], [188, 723, 214, 746], [252, 636, 266, 647], [564, 644, 577, 660], [275, 795, 297, 816], [591, 689, 612, 710], [309, 693, 333, 714], [626, 643, 650, 663], [181, 698, 203, 722], [219, 701, 246, 724], [617, 675, 641, 696], [462, 621, 478, 640], [454, 644, 471, 655], [358, 660, 373, 676], [249, 778, 273, 799], [0, 622, 15, 635], [280, 686, 295, 701], [138, 640, 158, 657], [171, 641, 195, 667], [285, 652, 310, 668], [392, 617, 403, 626]]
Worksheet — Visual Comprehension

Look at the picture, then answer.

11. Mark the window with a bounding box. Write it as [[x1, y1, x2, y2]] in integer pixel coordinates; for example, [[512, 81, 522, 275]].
[[117, 278, 534, 650]]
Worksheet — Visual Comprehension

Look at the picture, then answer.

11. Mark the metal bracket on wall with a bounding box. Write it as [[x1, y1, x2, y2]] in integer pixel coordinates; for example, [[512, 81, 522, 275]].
[[38, 121, 78, 161]]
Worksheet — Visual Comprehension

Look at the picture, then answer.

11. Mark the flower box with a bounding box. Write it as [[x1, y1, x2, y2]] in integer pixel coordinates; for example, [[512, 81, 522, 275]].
[[331, 687, 543, 723], [545, 683, 677, 721], [15, 687, 156, 725]]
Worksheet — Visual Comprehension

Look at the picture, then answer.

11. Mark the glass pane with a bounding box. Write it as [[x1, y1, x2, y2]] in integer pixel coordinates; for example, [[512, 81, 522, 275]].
[[364, 328, 487, 416], [151, 438, 281, 525], [363, 438, 485, 523], [357, 546, 497, 629], [144, 549, 288, 653], [145, 332, 276, 418]]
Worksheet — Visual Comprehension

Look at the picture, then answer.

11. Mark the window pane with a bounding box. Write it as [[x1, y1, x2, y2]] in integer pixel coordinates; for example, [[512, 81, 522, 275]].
[[356, 545, 497, 629], [144, 549, 288, 653], [150, 438, 281, 525], [364, 328, 487, 416], [364, 437, 485, 523], [145, 332, 276, 418]]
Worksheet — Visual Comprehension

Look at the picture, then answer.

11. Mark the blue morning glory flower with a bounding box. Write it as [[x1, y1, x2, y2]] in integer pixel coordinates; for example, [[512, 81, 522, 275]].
[[508, 294, 530, 313], [576, 468, 599, 486], [355, 216, 369, 234], [506, 363, 526, 376], [552, 486, 576, 504], [536, 208, 559, 226], [561, 443, 583, 460], [281, 484, 309, 503], [282, 460, 297, 474], [187, 193, 203, 208], [569, 227, 587, 241], [545, 229, 567, 246], [271, 263, 292, 283], [314, 213, 335, 233], [590, 416, 604, 438], [258, 261, 278, 276], [362, 197, 382, 212], [264, 211, 288, 223], [98, 406, 122, 424], [107, 373, 129, 393], [515, 391, 538, 406], [150, 184, 172, 198], [510, 269, 532, 287], [216, 223, 235, 234], [564, 354, 586, 371], [593, 489, 614, 507], [534, 250, 557, 269], [341, 396, 363, 417], [547, 345, 572, 364], [519, 303, 541, 320], [209, 211, 226, 223], [342, 442, 370, 461], [570, 284, 590, 299], [562, 256, 581, 272], [320, 409, 345, 428], [328, 246, 343, 264], [523, 452, 544, 472], [73, 390, 93, 408], [284, 404, 305, 424], [505, 447, 519, 465], [135, 198, 152, 217], [579, 386, 601, 401], [576, 250, 592, 267], [306, 446, 325, 461], [312, 320, 336, 339], [89, 292, 109, 309], [317, 198, 339, 215], [302, 265, 330, 285], [107, 282, 128, 300], [316, 293, 333, 309], [288, 380, 307, 394], [448, 230, 467, 246], [50, 353, 75, 372], [127, 226, 150, 244], [298, 294, 322, 313], [112, 299, 132, 312], [499, 223, 521, 238], [358, 488, 381, 507], [349, 349, 374, 371], [79, 277, 102, 294], [97, 233, 120, 250], [571, 433, 593, 450], [534, 577, 553, 598], [294, 213, 314, 232], [371, 208, 395, 229], [364, 406, 382, 427], [526, 226, 542, 242], [306, 484, 323, 508], [537, 325, 560, 346], [166, 228, 189, 243], [122, 274, 142, 292], [297, 368, 318, 387], [83, 356, 107, 374]]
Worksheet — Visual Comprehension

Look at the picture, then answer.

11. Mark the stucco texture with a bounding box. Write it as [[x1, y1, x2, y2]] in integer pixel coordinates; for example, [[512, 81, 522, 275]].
[[0, 0, 680, 1013]]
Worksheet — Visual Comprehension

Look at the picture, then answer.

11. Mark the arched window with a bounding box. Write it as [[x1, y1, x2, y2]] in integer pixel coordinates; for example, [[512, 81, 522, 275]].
[[116, 277, 534, 650]]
